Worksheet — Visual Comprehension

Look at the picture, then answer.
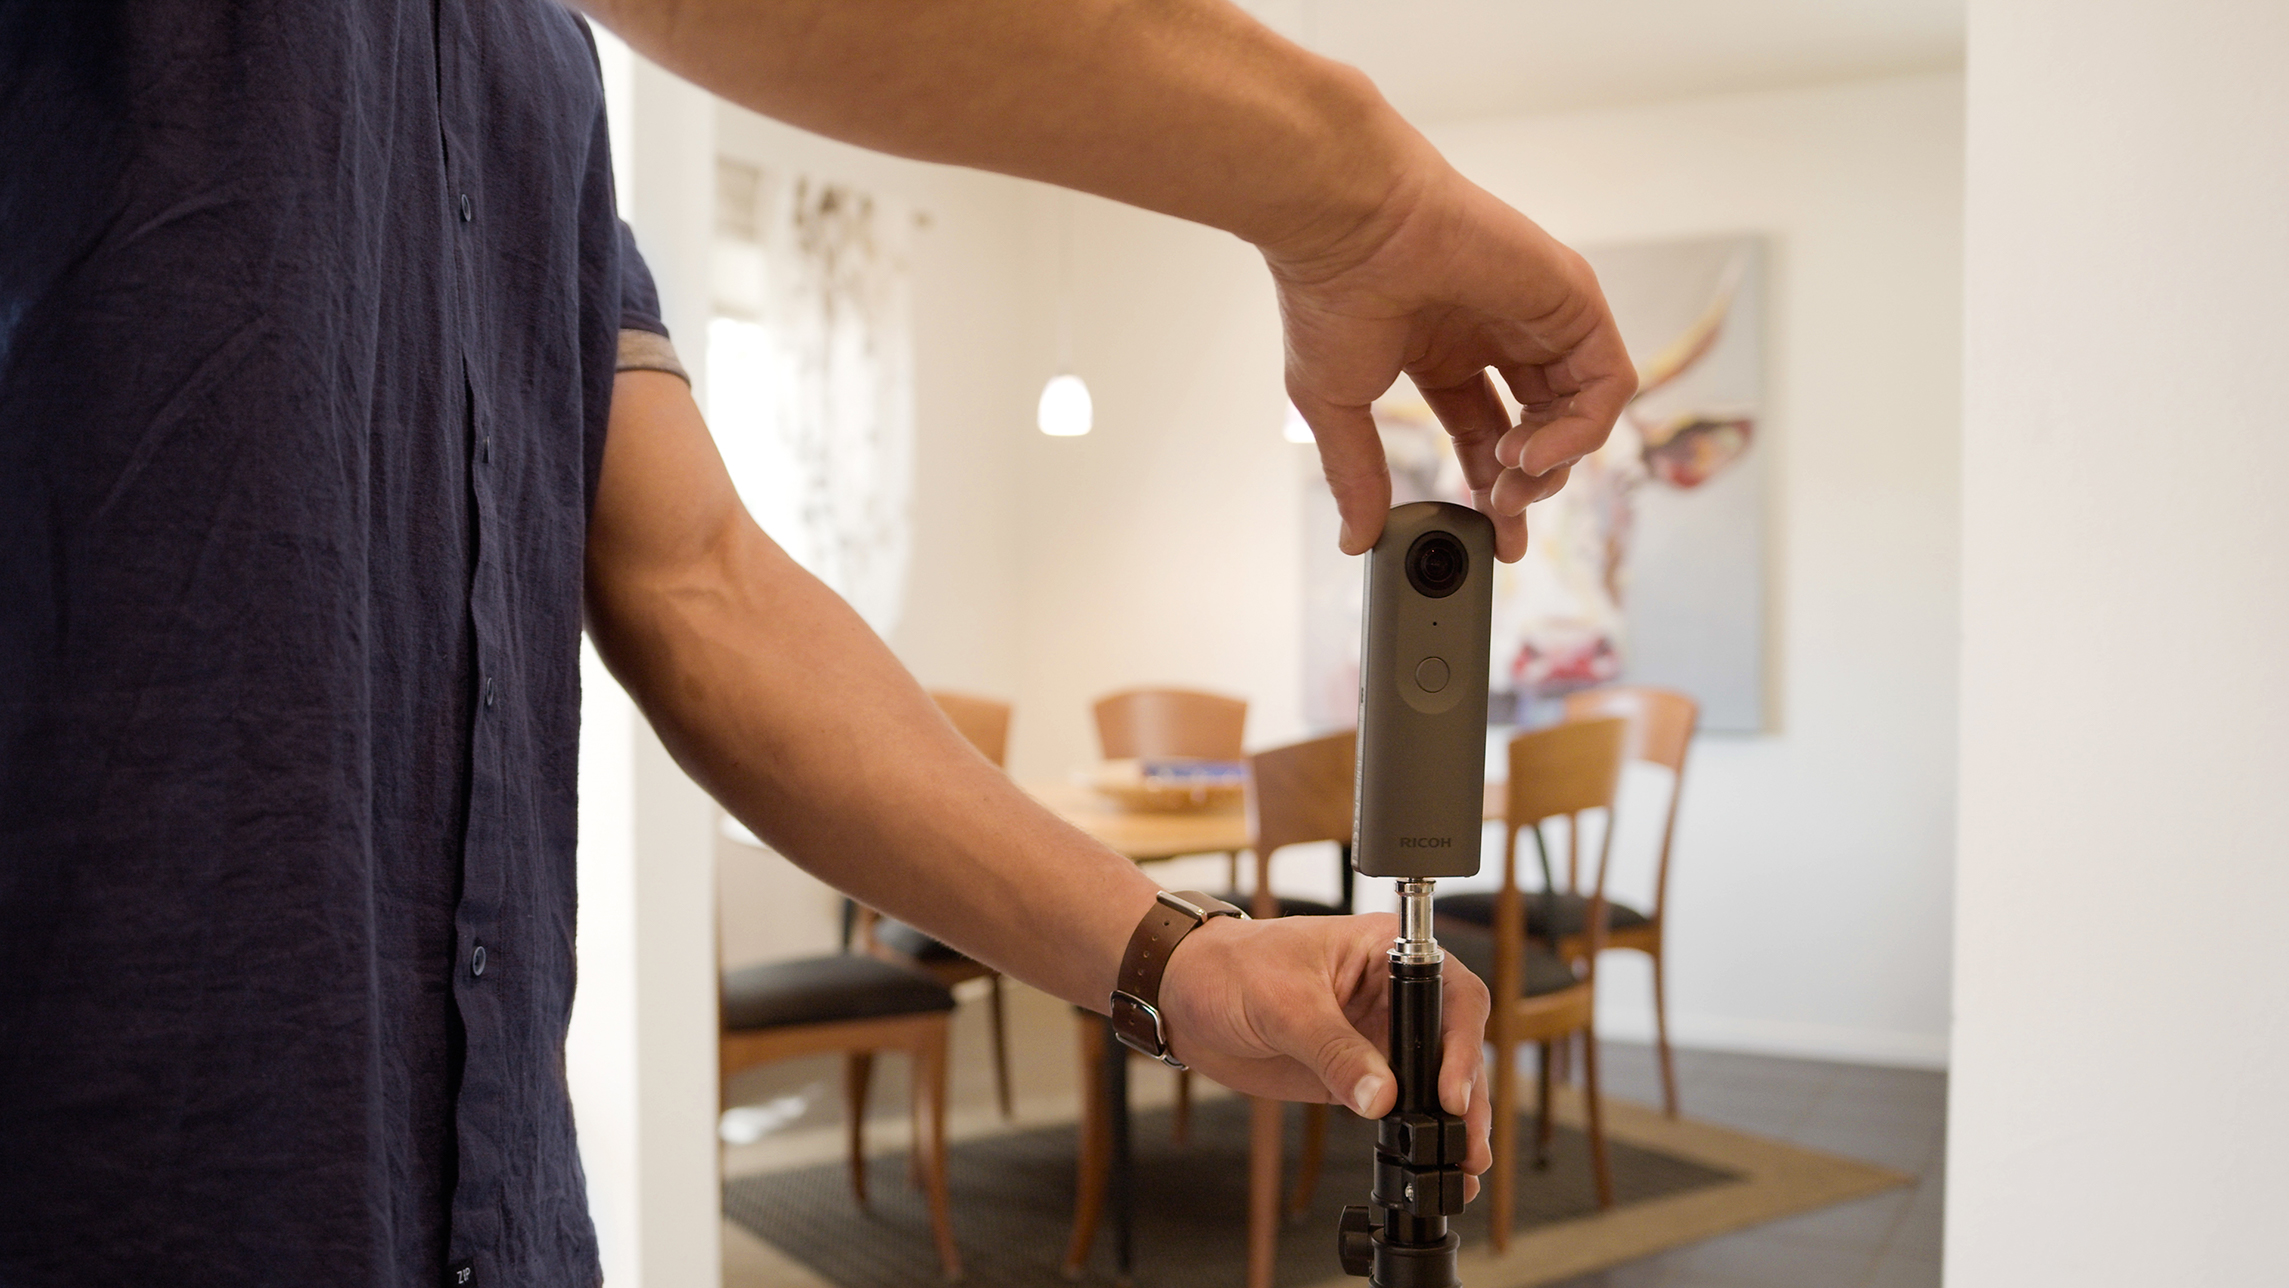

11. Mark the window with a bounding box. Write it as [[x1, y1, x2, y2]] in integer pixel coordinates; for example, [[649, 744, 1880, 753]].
[[708, 158, 916, 636]]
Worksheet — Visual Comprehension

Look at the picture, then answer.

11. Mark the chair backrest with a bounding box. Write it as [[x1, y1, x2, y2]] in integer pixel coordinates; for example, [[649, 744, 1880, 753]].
[[1561, 686, 1697, 774], [929, 690, 1011, 767], [1489, 719, 1629, 992], [1246, 728, 1356, 857], [1092, 687, 1246, 761], [1506, 717, 1628, 832], [1561, 686, 1697, 918]]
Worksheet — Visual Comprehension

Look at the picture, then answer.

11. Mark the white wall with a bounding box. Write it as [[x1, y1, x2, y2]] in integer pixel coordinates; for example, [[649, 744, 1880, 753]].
[[569, 43, 725, 1288], [1011, 73, 1965, 1067], [1950, 2, 2289, 1281], [1007, 190, 1309, 776]]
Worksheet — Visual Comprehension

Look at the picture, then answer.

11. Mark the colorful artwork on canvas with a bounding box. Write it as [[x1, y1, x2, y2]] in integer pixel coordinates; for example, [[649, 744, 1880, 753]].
[[1302, 234, 1766, 732]]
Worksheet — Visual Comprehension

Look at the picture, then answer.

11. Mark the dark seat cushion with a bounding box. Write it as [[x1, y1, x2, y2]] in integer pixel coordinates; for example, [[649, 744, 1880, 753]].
[[722, 955, 956, 1033], [1435, 919, 1583, 998], [1206, 892, 1343, 919], [1437, 890, 1650, 938], [873, 917, 969, 964]]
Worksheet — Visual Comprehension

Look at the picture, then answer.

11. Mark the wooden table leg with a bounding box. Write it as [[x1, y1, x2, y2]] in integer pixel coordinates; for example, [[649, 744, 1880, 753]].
[[1246, 1095, 1282, 1288], [1063, 1012, 1110, 1278], [1108, 1013, 1134, 1283]]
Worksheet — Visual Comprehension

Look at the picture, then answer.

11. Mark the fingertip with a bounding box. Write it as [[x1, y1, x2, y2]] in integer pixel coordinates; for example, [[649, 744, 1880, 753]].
[[1493, 512, 1528, 563], [1440, 1079, 1468, 1118], [1353, 1072, 1393, 1118], [1493, 428, 1524, 471], [1338, 506, 1387, 556]]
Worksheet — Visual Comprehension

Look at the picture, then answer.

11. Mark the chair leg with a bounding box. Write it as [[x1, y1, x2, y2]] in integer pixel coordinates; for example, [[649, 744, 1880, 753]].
[[988, 973, 1015, 1121], [1580, 1026, 1614, 1210], [1533, 1041, 1554, 1171], [1173, 1068, 1192, 1144], [1287, 1101, 1330, 1219], [844, 1052, 875, 1207], [1650, 946, 1679, 1118], [909, 1067, 927, 1191], [1489, 1036, 1518, 1253], [1063, 1012, 1111, 1279], [915, 1028, 963, 1279], [1226, 850, 1241, 892], [1246, 1096, 1283, 1288]]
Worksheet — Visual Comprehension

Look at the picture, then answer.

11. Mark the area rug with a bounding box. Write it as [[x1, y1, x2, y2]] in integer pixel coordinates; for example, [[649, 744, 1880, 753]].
[[723, 1088, 1909, 1288]]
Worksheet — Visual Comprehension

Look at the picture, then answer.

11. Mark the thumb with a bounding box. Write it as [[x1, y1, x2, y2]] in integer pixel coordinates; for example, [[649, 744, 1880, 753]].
[[1289, 1004, 1396, 1117]]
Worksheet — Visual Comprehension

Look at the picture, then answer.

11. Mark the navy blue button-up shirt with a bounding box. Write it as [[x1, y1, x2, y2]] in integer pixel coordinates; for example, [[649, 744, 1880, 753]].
[[0, 4, 665, 1284]]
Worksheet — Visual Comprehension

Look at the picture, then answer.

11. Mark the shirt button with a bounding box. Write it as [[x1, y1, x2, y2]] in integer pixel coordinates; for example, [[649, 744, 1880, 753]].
[[483, 677, 496, 709], [458, 193, 473, 222], [470, 944, 487, 977]]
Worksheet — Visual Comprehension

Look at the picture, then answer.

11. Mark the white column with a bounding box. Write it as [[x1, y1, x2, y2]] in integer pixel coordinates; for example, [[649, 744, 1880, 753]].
[[1953, 2, 2289, 1282], [569, 30, 723, 1288]]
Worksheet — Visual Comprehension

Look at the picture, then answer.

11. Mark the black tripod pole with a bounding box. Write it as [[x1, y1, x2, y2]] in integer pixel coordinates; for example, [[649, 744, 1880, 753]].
[[1339, 878, 1466, 1288]]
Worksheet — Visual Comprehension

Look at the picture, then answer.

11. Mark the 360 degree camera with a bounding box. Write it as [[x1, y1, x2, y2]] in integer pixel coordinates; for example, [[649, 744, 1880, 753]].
[[1352, 502, 1494, 881]]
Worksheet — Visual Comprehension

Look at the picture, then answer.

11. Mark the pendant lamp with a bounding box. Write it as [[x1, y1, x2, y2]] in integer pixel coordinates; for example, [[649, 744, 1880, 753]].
[[1038, 192, 1092, 436]]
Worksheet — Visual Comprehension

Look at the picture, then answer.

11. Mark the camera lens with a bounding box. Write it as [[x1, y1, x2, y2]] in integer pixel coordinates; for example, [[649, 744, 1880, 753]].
[[1405, 531, 1469, 599]]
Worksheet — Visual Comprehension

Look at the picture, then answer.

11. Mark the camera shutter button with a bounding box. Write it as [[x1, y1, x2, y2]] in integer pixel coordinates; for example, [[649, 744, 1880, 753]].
[[1415, 656, 1451, 693]]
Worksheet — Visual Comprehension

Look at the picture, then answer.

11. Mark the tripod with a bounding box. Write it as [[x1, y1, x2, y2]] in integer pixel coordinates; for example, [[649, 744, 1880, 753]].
[[1338, 877, 1467, 1288]]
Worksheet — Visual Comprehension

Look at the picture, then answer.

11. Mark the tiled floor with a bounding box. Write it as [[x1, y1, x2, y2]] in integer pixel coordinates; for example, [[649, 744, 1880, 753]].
[[1549, 1042, 1946, 1288], [721, 982, 1947, 1288]]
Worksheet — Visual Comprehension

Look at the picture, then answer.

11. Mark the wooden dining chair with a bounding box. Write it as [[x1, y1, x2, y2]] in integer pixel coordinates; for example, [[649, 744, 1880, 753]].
[[852, 691, 1018, 1119], [1439, 686, 1698, 1116], [1435, 717, 1628, 1248], [1560, 687, 1697, 1115], [1061, 728, 1355, 1288], [720, 954, 963, 1279], [1239, 728, 1358, 1278]]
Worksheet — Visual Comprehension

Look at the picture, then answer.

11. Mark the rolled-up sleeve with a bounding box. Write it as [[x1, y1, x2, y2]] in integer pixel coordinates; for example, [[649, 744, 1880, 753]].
[[615, 220, 687, 383]]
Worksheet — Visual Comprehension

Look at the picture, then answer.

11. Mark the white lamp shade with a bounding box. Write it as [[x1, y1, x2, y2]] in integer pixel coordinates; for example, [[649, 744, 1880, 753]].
[[1037, 373, 1094, 437]]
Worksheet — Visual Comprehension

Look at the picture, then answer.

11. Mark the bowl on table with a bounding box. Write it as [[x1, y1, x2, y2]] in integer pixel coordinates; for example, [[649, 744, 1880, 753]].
[[1085, 757, 1247, 813]]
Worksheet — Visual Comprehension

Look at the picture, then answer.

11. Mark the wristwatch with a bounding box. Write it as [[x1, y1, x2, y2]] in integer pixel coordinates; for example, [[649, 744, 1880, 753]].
[[1110, 889, 1247, 1069]]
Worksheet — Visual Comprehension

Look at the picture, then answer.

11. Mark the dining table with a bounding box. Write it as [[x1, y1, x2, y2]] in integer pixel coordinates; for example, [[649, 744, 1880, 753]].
[[1021, 773, 1509, 1285]]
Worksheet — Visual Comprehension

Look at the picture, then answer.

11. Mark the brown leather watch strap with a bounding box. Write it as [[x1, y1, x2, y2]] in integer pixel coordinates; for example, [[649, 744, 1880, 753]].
[[1110, 890, 1245, 1069]]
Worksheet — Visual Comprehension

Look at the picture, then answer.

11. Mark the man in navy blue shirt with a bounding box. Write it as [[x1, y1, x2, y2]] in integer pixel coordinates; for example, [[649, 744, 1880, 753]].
[[0, 1, 1634, 1283]]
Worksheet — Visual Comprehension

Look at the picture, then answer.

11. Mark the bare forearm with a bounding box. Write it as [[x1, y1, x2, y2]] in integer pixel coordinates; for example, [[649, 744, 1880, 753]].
[[578, 0, 1424, 257], [584, 389, 1157, 1007]]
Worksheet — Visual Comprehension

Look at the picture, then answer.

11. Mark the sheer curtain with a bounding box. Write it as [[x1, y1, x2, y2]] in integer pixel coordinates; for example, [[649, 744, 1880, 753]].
[[706, 158, 916, 636]]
